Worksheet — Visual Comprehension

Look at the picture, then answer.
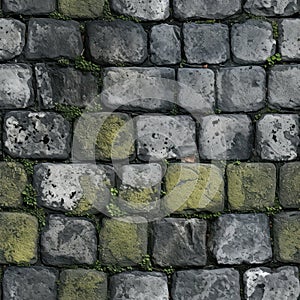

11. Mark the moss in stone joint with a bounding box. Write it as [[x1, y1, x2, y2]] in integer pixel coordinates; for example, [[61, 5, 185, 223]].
[[55, 103, 83, 121], [272, 21, 279, 39], [49, 11, 71, 20], [75, 56, 101, 74], [58, 58, 70, 67]]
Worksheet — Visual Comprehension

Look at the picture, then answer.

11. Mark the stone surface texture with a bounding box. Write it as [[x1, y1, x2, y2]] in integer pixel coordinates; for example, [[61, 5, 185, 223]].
[[2, 0, 56, 14]]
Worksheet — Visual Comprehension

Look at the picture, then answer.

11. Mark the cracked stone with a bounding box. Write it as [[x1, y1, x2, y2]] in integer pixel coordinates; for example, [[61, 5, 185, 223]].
[[2, 0, 56, 14]]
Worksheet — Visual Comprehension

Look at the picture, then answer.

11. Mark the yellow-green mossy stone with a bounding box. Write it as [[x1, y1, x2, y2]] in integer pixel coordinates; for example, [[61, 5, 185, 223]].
[[227, 163, 276, 211], [0, 212, 38, 264], [0, 162, 27, 207]]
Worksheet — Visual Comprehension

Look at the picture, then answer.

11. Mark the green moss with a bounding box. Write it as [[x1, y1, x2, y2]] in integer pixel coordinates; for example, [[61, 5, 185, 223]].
[[272, 21, 279, 39], [265, 53, 282, 67], [49, 11, 71, 20], [58, 58, 70, 67], [75, 56, 101, 74], [22, 184, 37, 208], [55, 103, 82, 121], [139, 254, 153, 271], [119, 187, 157, 207]]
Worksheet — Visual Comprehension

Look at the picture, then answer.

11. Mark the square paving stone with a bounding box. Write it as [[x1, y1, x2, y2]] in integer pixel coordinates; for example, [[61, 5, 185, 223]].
[[274, 212, 300, 263], [41, 215, 97, 266], [2, 0, 56, 14], [0, 213, 38, 264], [58, 269, 107, 300], [244, 266, 300, 300], [2, 267, 58, 300], [209, 213, 272, 264], [227, 163, 276, 211], [110, 271, 169, 300], [172, 269, 241, 300], [152, 218, 207, 267]]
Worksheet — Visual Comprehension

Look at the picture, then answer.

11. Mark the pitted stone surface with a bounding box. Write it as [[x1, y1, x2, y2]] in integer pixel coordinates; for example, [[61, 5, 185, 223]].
[[231, 20, 276, 64], [244, 266, 300, 300], [41, 215, 97, 266], [199, 115, 253, 160], [173, 0, 241, 19], [25, 18, 83, 59], [268, 65, 300, 109], [183, 23, 230, 64], [0, 64, 33, 109], [2, 0, 56, 14], [136, 115, 197, 161], [177, 68, 215, 113], [152, 218, 207, 267], [35, 64, 99, 108], [111, 0, 169, 21], [110, 272, 169, 300], [256, 114, 299, 161], [244, 0, 299, 16], [101, 67, 175, 112], [87, 20, 147, 65], [216, 66, 266, 112], [4, 111, 71, 159], [3, 267, 58, 300], [150, 24, 181, 65], [34, 163, 114, 214], [172, 269, 241, 300], [209, 214, 272, 264]]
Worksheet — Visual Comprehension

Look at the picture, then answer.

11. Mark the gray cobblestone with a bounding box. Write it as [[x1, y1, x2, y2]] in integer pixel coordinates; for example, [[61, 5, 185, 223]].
[[2, 0, 56, 14]]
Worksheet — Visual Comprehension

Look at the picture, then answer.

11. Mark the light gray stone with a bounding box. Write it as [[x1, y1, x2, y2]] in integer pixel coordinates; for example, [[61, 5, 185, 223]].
[[183, 23, 230, 64], [209, 214, 272, 264], [110, 272, 169, 300], [256, 114, 299, 161], [216, 66, 266, 112], [87, 20, 147, 65], [111, 0, 169, 21], [3, 0, 56, 14], [172, 269, 241, 300], [199, 115, 253, 160], [244, 266, 300, 300], [231, 20, 276, 64], [0, 64, 33, 109], [150, 24, 181, 65]]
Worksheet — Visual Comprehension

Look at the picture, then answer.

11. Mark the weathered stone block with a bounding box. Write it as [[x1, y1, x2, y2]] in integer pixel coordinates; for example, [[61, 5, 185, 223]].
[[35, 64, 99, 108], [2, 267, 58, 300], [256, 114, 299, 161], [183, 23, 230, 64], [0, 213, 38, 264], [227, 163, 276, 211], [41, 215, 97, 266], [274, 212, 300, 263], [87, 20, 147, 64], [244, 266, 300, 300], [110, 272, 169, 300], [209, 214, 272, 264], [268, 65, 300, 109], [136, 115, 197, 161], [152, 218, 207, 267], [172, 269, 241, 300], [0, 64, 33, 109], [163, 163, 224, 214], [111, 0, 169, 21], [177, 68, 215, 113], [58, 269, 107, 300], [25, 19, 83, 59], [231, 20, 276, 64], [216, 66, 266, 112], [4, 111, 71, 159], [199, 115, 253, 160], [99, 217, 148, 266], [2, 0, 56, 14]]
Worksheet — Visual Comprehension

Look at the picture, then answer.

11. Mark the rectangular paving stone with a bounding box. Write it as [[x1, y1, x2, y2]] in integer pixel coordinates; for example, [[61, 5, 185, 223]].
[[2, 0, 56, 14]]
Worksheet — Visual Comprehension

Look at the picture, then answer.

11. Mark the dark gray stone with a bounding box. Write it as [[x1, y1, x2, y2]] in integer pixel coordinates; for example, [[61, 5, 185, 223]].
[[183, 23, 230, 64], [2, 267, 58, 300], [0, 64, 33, 109], [209, 214, 272, 264], [199, 115, 253, 160], [136, 115, 197, 161], [41, 215, 97, 266], [244, 266, 300, 300], [216, 66, 266, 112], [152, 218, 207, 267], [35, 64, 99, 108], [256, 114, 299, 161], [231, 20, 276, 64], [87, 20, 147, 65], [268, 65, 300, 109], [172, 269, 241, 300], [4, 111, 71, 159], [3, 0, 56, 14], [110, 272, 169, 300], [174, 0, 242, 19], [25, 18, 83, 60]]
